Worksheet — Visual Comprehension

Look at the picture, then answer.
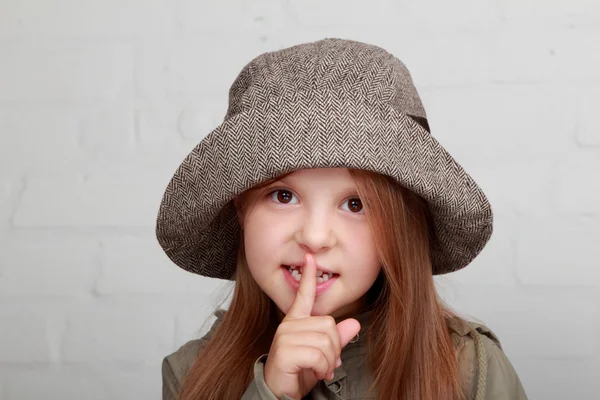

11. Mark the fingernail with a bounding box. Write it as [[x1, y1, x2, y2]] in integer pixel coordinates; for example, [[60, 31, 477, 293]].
[[328, 371, 335, 380], [336, 357, 342, 368]]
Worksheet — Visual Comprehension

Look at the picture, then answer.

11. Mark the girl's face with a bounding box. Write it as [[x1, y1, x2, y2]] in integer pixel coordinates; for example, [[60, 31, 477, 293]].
[[239, 168, 381, 319]]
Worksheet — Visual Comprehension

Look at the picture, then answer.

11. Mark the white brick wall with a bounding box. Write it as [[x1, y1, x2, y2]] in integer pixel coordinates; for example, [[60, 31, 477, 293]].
[[0, 43, 135, 102], [0, 1, 598, 399]]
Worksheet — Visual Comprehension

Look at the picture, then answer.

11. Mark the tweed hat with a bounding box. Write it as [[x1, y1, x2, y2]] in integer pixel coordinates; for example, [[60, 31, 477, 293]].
[[156, 38, 493, 280]]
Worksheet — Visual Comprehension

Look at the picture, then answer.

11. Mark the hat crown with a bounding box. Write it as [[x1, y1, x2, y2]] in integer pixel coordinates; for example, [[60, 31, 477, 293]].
[[225, 38, 427, 124]]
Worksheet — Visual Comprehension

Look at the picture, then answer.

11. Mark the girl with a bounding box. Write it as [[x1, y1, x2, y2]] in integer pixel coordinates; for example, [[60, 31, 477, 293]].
[[157, 38, 528, 400]]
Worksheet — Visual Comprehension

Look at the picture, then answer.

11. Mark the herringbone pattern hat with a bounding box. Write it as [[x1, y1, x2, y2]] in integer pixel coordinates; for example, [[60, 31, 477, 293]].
[[156, 38, 493, 279]]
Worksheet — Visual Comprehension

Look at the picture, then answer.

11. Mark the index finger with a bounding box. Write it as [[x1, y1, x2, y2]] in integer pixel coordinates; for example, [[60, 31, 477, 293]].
[[285, 253, 317, 319]]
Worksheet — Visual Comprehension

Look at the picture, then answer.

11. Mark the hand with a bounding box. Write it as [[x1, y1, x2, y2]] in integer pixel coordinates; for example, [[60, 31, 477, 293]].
[[263, 253, 361, 400]]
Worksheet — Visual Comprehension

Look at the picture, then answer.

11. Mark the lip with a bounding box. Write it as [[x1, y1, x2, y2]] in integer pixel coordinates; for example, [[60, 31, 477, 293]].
[[282, 266, 338, 296]]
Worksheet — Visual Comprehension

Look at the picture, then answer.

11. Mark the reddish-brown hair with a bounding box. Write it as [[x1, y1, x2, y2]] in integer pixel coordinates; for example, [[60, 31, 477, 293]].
[[177, 169, 464, 400]]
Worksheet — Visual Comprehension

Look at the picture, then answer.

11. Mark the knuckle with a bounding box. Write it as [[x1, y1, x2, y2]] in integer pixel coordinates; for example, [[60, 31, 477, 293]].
[[324, 315, 336, 330], [315, 336, 334, 364], [318, 332, 334, 352], [308, 347, 325, 365], [316, 332, 329, 345]]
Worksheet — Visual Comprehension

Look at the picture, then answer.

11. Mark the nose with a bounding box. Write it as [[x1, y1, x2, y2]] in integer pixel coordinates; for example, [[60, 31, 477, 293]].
[[294, 210, 336, 252]]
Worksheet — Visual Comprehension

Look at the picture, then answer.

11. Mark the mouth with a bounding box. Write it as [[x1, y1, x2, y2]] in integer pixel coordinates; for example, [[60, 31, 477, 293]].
[[281, 264, 339, 284]]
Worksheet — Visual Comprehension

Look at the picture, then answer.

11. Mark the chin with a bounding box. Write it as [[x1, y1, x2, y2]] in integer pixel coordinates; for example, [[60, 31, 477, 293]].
[[309, 301, 339, 317]]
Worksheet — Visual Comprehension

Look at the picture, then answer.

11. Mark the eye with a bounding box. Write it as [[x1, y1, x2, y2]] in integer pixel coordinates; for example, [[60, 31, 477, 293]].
[[269, 189, 298, 204], [342, 198, 364, 213]]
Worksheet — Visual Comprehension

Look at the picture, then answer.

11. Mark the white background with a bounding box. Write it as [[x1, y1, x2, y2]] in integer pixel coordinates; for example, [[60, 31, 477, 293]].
[[0, 1, 599, 399]]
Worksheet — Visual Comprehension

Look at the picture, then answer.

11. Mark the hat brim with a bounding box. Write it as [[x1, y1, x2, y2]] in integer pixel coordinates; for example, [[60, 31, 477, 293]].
[[156, 98, 492, 279]]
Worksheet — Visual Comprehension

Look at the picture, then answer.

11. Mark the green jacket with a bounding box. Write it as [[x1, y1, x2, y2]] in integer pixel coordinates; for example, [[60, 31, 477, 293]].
[[162, 309, 527, 399]]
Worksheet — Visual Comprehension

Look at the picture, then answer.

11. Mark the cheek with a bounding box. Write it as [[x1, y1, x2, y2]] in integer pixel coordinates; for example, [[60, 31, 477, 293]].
[[345, 225, 380, 280], [243, 209, 287, 270]]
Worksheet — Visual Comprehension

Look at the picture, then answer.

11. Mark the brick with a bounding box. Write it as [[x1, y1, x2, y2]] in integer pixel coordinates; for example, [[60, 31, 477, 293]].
[[462, 160, 558, 217], [421, 84, 572, 165], [500, 0, 598, 26], [95, 366, 162, 400], [0, 43, 134, 102], [554, 150, 600, 214], [79, 103, 136, 156], [393, 33, 500, 88], [175, 295, 230, 345], [0, 0, 176, 38], [485, 27, 600, 83], [287, 0, 499, 32], [135, 99, 182, 146], [95, 235, 219, 294], [403, 27, 600, 87], [0, 177, 22, 226], [62, 306, 174, 364], [130, 97, 217, 152], [78, 142, 189, 191], [135, 36, 268, 101], [435, 212, 517, 289], [516, 215, 600, 286], [180, 0, 287, 33], [0, 106, 82, 174], [441, 284, 599, 358], [574, 84, 600, 147], [0, 312, 51, 363], [2, 365, 161, 400], [177, 104, 221, 142], [12, 170, 168, 228], [2, 368, 97, 400], [515, 358, 600, 399], [134, 97, 218, 171], [0, 232, 99, 296]]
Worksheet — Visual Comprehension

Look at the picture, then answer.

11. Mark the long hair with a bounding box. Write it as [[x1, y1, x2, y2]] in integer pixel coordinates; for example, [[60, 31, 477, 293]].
[[349, 169, 463, 399], [177, 169, 464, 400]]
